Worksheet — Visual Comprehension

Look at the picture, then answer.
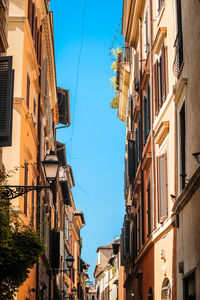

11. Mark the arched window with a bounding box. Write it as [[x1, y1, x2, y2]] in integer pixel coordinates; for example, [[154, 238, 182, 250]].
[[161, 277, 171, 300], [147, 287, 153, 300]]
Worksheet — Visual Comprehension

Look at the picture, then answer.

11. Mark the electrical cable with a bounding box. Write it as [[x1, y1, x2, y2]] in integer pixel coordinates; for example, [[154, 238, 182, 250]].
[[69, 0, 87, 158]]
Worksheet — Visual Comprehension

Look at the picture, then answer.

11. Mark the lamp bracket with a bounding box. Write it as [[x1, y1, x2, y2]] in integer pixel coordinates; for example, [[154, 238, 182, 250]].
[[1, 185, 51, 200]]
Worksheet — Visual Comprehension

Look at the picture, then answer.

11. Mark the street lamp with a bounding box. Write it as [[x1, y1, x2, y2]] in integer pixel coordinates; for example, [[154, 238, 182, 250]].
[[0, 151, 60, 199], [65, 254, 75, 271], [42, 151, 60, 183]]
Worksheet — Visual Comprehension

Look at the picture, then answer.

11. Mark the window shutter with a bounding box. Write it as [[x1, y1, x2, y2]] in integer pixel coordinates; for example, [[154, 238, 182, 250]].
[[124, 219, 130, 258], [24, 162, 28, 216], [146, 83, 150, 135], [51, 230, 60, 269], [130, 95, 133, 132], [154, 61, 159, 115], [28, 0, 32, 27], [147, 182, 151, 237], [137, 207, 141, 251], [143, 96, 147, 145], [134, 53, 139, 91], [0, 56, 14, 147], [138, 118, 142, 160], [120, 228, 125, 266], [128, 139, 135, 181], [161, 46, 166, 101], [135, 128, 138, 167], [26, 74, 30, 108], [31, 3, 35, 36], [37, 27, 42, 66], [34, 16, 37, 47], [158, 154, 168, 222], [31, 180, 35, 227]]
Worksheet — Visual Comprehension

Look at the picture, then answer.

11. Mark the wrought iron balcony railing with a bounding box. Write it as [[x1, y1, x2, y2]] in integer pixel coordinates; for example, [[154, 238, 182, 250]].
[[173, 31, 183, 77]]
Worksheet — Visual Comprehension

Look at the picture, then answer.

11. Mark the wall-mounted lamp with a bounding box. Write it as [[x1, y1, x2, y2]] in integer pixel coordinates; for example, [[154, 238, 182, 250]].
[[192, 152, 200, 164]]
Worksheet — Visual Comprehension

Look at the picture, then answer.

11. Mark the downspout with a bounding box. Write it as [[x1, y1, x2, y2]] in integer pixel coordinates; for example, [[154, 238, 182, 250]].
[[139, 18, 145, 246], [36, 91, 41, 300], [149, 0, 155, 230]]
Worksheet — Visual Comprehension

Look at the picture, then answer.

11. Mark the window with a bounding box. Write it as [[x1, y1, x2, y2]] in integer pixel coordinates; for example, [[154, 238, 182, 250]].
[[145, 11, 149, 54], [158, 0, 164, 15], [137, 206, 141, 251], [173, 0, 183, 75], [26, 73, 30, 109], [147, 181, 151, 237], [143, 83, 151, 144], [180, 102, 186, 190], [183, 271, 196, 300], [154, 45, 168, 115], [24, 161, 28, 216], [31, 179, 35, 226], [157, 154, 168, 223]]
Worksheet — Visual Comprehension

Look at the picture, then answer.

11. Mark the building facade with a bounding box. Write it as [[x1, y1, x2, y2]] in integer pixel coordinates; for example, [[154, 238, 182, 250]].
[[0, 0, 86, 299]]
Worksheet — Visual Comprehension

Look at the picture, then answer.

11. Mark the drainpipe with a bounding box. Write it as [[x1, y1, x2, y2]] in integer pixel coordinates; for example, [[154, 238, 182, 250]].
[[139, 18, 145, 246], [36, 91, 41, 300], [149, 0, 155, 230]]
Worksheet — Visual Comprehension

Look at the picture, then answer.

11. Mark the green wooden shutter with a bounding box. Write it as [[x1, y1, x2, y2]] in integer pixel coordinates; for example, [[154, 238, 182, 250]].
[[0, 56, 14, 146]]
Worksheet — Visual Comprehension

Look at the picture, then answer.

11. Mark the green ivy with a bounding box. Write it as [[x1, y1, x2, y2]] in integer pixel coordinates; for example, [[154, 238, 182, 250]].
[[0, 191, 44, 299]]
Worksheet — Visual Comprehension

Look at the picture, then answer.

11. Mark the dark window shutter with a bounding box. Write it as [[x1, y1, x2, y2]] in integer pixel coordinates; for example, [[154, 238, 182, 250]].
[[28, 0, 32, 27], [158, 58, 162, 108], [34, 16, 37, 47], [124, 157, 128, 199], [26, 73, 30, 108], [24, 161, 28, 215], [161, 45, 166, 101], [31, 3, 35, 36], [147, 182, 151, 237], [146, 83, 150, 135], [158, 154, 168, 222], [124, 219, 130, 258], [37, 27, 42, 66], [31, 179, 35, 226], [154, 60, 159, 115], [135, 128, 138, 167], [138, 118, 142, 160], [143, 96, 147, 145], [180, 103, 186, 190], [0, 56, 14, 147], [130, 95, 133, 132], [134, 53, 139, 91], [120, 229, 125, 266], [134, 214, 137, 258], [138, 206, 141, 251], [128, 139, 135, 181], [51, 230, 60, 269]]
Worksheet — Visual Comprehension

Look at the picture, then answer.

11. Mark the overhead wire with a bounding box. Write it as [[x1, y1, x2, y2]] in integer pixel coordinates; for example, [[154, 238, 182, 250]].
[[69, 0, 87, 159]]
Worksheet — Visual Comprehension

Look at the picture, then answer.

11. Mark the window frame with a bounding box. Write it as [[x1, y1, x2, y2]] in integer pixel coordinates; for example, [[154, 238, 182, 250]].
[[157, 153, 168, 223]]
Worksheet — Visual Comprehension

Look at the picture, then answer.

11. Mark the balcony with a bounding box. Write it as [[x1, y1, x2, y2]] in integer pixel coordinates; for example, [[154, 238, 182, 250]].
[[0, 0, 8, 53], [173, 31, 183, 77]]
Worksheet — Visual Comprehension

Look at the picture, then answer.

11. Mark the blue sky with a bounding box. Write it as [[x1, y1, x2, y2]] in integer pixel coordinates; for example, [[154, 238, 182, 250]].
[[50, 0, 125, 280]]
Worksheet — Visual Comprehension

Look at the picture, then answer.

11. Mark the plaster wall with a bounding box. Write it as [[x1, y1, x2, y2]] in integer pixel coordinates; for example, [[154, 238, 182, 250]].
[[154, 227, 174, 300], [177, 186, 200, 299]]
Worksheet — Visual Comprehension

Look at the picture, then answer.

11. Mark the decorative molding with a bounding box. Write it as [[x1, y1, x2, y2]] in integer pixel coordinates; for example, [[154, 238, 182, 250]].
[[154, 121, 169, 147], [173, 77, 188, 105], [152, 27, 167, 55], [172, 166, 200, 214]]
